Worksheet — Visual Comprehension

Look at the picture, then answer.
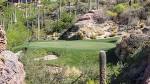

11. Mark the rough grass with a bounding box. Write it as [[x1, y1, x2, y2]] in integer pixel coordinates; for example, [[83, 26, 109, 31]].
[[19, 37, 120, 84], [16, 37, 119, 66]]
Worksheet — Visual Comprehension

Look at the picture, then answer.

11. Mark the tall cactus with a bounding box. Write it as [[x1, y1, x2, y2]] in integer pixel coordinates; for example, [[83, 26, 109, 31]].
[[59, 0, 61, 19], [75, 0, 79, 16], [96, 0, 99, 10], [25, 0, 28, 18], [68, 0, 71, 16], [14, 9, 17, 23], [99, 50, 107, 84], [37, 6, 40, 40], [88, 0, 91, 11]]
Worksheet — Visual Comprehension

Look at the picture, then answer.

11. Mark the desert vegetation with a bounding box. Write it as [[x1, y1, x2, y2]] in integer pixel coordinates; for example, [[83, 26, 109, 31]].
[[0, 0, 149, 84]]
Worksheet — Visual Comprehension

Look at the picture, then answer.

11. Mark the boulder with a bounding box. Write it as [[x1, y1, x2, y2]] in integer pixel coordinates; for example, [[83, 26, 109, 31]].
[[0, 25, 25, 84], [0, 51, 25, 84]]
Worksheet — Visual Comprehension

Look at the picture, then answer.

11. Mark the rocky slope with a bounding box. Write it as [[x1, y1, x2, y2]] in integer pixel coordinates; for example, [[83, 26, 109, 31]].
[[0, 25, 25, 84], [115, 27, 150, 84], [60, 9, 119, 40]]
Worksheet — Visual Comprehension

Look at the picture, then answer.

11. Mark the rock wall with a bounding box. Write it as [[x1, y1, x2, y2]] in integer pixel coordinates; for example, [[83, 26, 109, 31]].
[[0, 25, 25, 84]]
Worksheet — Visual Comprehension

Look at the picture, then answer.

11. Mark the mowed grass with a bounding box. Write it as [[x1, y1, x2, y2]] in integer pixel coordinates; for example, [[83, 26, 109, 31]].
[[18, 37, 119, 67], [29, 40, 115, 50]]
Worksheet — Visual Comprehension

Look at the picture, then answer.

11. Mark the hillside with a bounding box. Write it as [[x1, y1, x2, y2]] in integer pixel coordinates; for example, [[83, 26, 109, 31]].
[[0, 0, 149, 84]]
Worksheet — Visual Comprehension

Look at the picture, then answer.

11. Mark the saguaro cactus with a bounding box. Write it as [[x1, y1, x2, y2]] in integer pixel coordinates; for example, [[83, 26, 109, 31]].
[[59, 0, 61, 19], [88, 0, 91, 11], [96, 0, 99, 9], [75, 0, 79, 16], [99, 50, 107, 84]]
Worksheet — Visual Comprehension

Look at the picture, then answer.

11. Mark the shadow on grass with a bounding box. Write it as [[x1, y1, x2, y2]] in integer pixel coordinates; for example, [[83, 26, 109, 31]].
[[106, 48, 119, 65]]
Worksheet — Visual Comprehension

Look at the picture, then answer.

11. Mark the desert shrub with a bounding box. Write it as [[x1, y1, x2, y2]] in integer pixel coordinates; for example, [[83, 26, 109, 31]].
[[6, 22, 29, 49], [106, 10, 118, 17], [107, 63, 122, 84], [132, 3, 141, 9], [86, 79, 98, 84], [45, 12, 74, 33], [113, 3, 128, 14]]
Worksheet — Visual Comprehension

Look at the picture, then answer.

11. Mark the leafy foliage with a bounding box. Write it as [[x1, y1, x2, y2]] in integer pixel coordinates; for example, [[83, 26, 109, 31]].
[[113, 3, 128, 14], [45, 12, 74, 33], [6, 22, 29, 49]]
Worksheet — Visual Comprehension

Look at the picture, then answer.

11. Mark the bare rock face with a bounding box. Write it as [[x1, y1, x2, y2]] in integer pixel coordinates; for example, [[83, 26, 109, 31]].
[[0, 25, 25, 84]]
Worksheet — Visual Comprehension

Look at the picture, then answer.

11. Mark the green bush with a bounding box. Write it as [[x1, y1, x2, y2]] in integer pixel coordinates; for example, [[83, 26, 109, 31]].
[[132, 3, 141, 9], [45, 12, 74, 33], [106, 10, 118, 17], [113, 3, 128, 13], [6, 22, 29, 49]]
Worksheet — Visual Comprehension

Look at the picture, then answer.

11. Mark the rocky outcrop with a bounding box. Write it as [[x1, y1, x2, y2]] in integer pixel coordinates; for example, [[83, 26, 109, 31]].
[[115, 30, 150, 84], [60, 21, 118, 40], [59, 9, 120, 40], [0, 51, 25, 84], [0, 25, 25, 84], [60, 8, 150, 40], [115, 33, 149, 60]]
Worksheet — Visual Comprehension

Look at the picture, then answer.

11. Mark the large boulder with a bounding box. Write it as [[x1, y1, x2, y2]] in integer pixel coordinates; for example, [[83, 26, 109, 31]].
[[0, 25, 25, 84], [0, 51, 25, 84]]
